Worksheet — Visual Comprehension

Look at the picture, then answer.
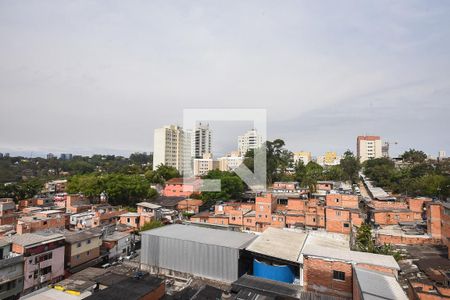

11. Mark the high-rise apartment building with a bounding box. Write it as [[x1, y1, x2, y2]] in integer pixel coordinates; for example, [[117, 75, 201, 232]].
[[153, 125, 192, 173], [193, 123, 212, 159], [357, 135, 382, 162], [238, 129, 263, 156], [438, 150, 447, 161]]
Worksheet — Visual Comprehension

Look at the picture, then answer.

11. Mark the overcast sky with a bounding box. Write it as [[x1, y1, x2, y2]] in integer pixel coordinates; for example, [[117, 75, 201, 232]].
[[1, 1, 449, 158]]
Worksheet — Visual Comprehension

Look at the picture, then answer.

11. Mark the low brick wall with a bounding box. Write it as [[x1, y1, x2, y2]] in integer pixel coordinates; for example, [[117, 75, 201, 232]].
[[376, 234, 441, 245]]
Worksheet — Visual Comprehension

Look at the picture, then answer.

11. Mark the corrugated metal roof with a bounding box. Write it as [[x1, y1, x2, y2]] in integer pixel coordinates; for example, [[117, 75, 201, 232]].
[[300, 234, 399, 270], [354, 266, 408, 299], [246, 228, 307, 263], [141, 224, 256, 249], [136, 202, 161, 209], [10, 232, 64, 247]]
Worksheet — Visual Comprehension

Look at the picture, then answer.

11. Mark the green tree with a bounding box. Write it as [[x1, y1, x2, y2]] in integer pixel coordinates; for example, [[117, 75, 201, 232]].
[[154, 165, 180, 181], [200, 170, 244, 201], [139, 220, 164, 232], [302, 162, 324, 192], [355, 223, 375, 252], [355, 223, 402, 260], [323, 165, 345, 181], [401, 149, 427, 164], [363, 158, 397, 189], [340, 150, 361, 183], [67, 173, 157, 206], [243, 139, 293, 184]]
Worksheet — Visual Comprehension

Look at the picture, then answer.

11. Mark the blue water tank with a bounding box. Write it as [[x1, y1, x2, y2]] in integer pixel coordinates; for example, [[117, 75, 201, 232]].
[[253, 259, 295, 283]]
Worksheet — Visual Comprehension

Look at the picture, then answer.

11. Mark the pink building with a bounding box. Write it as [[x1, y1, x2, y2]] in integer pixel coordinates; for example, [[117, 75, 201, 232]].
[[136, 202, 162, 228], [162, 178, 202, 197], [11, 232, 65, 294]]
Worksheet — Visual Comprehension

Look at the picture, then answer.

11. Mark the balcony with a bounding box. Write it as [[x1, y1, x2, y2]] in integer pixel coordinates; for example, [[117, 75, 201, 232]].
[[0, 252, 23, 269]]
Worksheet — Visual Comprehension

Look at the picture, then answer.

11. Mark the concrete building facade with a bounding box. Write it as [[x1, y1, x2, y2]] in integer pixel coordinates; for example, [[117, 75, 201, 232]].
[[238, 129, 263, 156], [10, 233, 65, 294], [153, 125, 192, 174], [192, 122, 212, 159], [0, 241, 24, 300], [357, 135, 382, 162], [64, 230, 102, 271]]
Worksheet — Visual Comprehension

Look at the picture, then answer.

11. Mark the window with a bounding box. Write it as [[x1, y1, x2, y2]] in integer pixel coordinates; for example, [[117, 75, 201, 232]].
[[77, 243, 81, 248], [127, 218, 131, 223], [335, 198, 340, 203], [333, 270, 345, 281], [76, 255, 80, 259], [336, 211, 341, 216], [87, 239, 91, 244], [42, 266, 52, 275], [87, 251, 90, 256], [344, 223, 350, 228]]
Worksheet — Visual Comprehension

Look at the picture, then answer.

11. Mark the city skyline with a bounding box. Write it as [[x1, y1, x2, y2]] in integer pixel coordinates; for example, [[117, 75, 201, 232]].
[[1, 1, 449, 157]]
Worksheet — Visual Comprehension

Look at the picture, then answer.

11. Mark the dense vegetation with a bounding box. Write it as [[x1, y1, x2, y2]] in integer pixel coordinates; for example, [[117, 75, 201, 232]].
[[0, 153, 155, 204], [243, 140, 361, 190], [67, 173, 158, 206], [139, 220, 164, 232], [65, 165, 181, 206], [363, 149, 450, 198], [0, 153, 153, 183], [1, 145, 448, 205], [199, 170, 245, 201]]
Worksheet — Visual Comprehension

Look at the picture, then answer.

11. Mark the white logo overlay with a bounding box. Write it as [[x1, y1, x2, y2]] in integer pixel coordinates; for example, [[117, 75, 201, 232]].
[[182, 109, 267, 193]]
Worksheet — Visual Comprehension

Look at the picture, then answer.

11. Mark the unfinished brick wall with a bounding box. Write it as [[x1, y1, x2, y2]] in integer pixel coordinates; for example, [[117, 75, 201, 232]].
[[370, 200, 408, 210], [442, 205, 450, 258], [373, 211, 415, 225], [285, 214, 305, 227], [377, 234, 441, 245], [255, 194, 275, 224], [270, 214, 286, 228], [325, 208, 351, 234], [351, 212, 364, 227], [326, 194, 358, 209], [303, 256, 353, 299], [355, 263, 396, 276], [287, 198, 307, 211], [243, 215, 256, 231], [229, 210, 245, 226], [407, 197, 432, 213], [427, 203, 443, 239]]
